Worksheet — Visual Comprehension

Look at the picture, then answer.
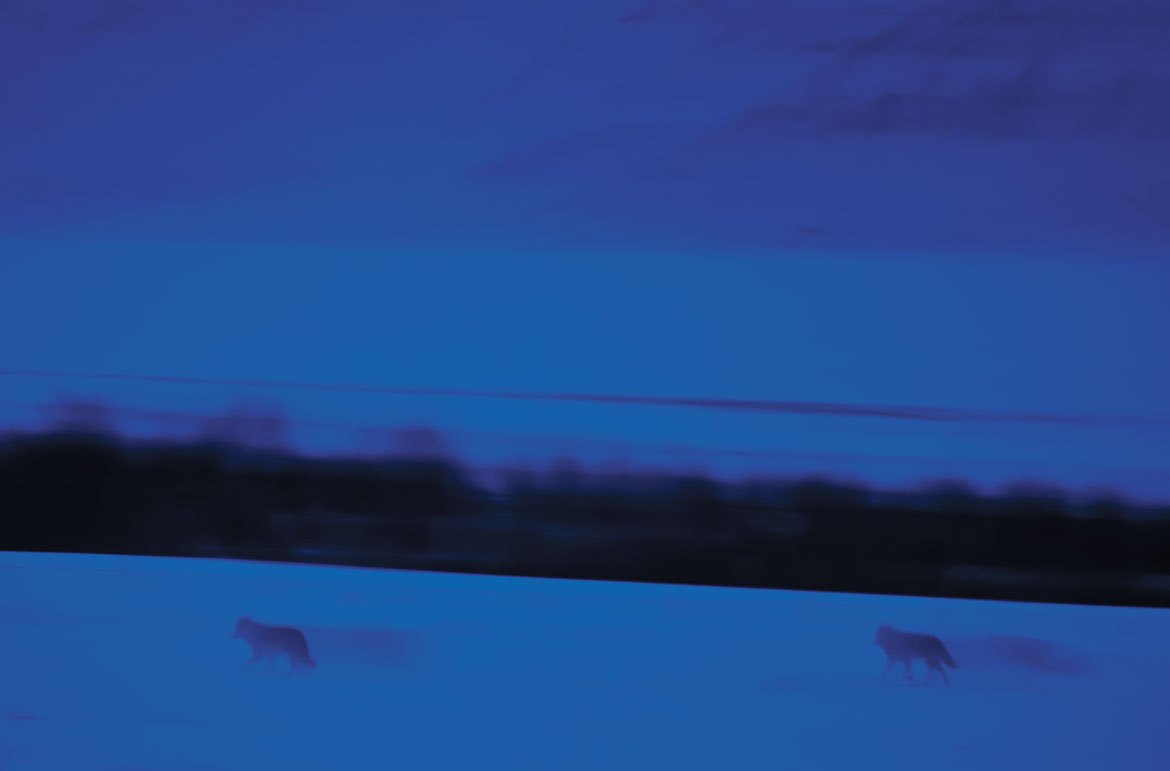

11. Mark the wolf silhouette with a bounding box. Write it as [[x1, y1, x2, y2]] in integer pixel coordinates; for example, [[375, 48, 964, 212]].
[[231, 615, 316, 675], [874, 624, 957, 685]]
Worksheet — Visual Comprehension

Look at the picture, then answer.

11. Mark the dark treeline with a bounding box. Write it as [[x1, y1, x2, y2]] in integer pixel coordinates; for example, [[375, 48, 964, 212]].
[[2, 425, 1168, 608]]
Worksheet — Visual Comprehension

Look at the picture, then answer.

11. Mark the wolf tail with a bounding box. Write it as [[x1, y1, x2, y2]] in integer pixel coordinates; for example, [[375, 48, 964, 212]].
[[941, 648, 958, 669]]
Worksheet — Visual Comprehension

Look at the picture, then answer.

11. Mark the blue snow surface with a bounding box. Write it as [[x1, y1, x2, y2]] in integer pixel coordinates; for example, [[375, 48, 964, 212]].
[[0, 552, 1166, 771]]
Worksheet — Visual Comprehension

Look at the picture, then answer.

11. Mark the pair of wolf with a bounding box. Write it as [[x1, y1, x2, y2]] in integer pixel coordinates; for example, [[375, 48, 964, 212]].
[[231, 615, 316, 675], [231, 615, 955, 685], [874, 624, 958, 686]]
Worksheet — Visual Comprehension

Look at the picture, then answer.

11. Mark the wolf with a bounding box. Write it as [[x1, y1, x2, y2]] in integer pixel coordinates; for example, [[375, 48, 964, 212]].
[[874, 624, 957, 685], [231, 615, 316, 675]]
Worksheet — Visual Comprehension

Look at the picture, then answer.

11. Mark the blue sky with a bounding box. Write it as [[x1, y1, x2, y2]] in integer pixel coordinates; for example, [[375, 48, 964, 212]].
[[1, 0, 1168, 498]]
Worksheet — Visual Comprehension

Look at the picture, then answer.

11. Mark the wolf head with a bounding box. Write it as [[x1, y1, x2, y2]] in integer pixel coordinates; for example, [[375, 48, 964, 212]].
[[874, 624, 892, 646], [231, 615, 256, 639]]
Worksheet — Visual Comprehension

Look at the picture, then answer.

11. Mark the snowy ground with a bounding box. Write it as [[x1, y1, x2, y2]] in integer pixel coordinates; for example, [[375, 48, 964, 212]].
[[0, 552, 1166, 770]]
